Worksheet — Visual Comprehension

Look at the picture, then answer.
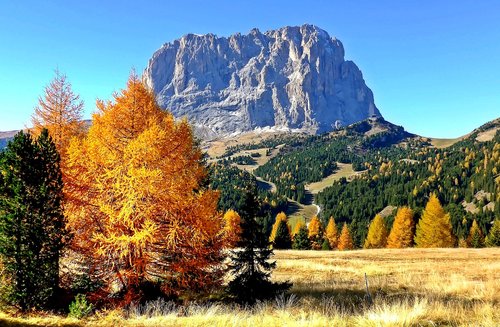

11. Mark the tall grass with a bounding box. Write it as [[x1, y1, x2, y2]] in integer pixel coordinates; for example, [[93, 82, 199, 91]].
[[0, 248, 498, 326]]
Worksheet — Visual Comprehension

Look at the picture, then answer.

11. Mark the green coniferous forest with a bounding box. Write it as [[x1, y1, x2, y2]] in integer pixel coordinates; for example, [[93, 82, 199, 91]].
[[211, 118, 500, 247]]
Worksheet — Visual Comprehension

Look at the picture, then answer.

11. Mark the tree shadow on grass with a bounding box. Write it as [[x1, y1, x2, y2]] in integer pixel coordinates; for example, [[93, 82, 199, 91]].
[[289, 283, 496, 312], [0, 317, 82, 327]]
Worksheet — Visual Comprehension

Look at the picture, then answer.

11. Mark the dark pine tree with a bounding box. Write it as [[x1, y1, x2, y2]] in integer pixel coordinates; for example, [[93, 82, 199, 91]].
[[292, 225, 311, 250], [0, 130, 66, 311], [227, 190, 291, 304], [273, 220, 292, 249]]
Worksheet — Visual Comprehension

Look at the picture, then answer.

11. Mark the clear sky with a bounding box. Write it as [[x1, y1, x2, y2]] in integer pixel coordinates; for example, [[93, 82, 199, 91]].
[[1, 0, 499, 138]]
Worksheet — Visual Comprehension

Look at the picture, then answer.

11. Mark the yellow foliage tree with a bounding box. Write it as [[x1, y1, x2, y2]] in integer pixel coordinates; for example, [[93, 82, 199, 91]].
[[31, 69, 84, 155], [338, 223, 354, 251], [308, 215, 324, 250], [324, 216, 338, 249], [387, 207, 415, 248], [415, 194, 456, 248], [270, 212, 288, 242], [64, 74, 225, 302], [292, 220, 304, 237], [223, 210, 242, 248], [364, 214, 388, 249]]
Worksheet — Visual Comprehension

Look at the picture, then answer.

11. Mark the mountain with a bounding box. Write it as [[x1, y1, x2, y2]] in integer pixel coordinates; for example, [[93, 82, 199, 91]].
[[144, 24, 381, 139], [0, 130, 18, 149]]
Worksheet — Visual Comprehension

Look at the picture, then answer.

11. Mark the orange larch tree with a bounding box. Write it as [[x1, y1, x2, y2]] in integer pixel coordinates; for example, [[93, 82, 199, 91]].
[[31, 69, 84, 156], [338, 223, 354, 251], [324, 216, 338, 249], [387, 207, 415, 248], [292, 221, 304, 237], [415, 194, 456, 248], [364, 214, 388, 249], [308, 215, 324, 250], [64, 73, 226, 302], [223, 209, 242, 248]]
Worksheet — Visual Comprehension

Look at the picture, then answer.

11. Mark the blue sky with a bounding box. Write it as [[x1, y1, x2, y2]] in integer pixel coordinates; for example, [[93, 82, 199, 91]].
[[0, 0, 499, 138]]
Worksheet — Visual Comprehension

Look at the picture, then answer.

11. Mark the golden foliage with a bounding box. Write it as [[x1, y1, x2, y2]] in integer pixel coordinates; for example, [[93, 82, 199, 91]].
[[64, 73, 225, 300], [308, 215, 323, 250], [364, 214, 388, 249], [387, 207, 415, 248], [324, 216, 338, 249], [31, 69, 84, 155], [292, 221, 305, 237], [338, 223, 354, 251], [307, 216, 322, 239], [415, 194, 456, 248], [222, 210, 242, 248]]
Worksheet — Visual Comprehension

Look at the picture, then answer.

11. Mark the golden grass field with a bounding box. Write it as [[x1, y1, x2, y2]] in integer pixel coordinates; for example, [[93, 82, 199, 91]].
[[1, 248, 499, 326]]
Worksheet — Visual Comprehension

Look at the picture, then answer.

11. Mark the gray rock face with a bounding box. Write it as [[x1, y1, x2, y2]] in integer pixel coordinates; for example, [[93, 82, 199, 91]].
[[144, 24, 381, 138]]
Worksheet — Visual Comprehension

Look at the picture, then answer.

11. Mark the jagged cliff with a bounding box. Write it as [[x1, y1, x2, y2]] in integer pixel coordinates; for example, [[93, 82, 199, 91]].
[[144, 24, 381, 138]]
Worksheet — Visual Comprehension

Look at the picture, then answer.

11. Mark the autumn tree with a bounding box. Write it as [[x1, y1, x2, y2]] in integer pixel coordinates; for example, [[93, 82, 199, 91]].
[[269, 212, 288, 243], [292, 222, 310, 250], [292, 220, 304, 237], [387, 207, 415, 248], [0, 130, 66, 311], [485, 220, 500, 247], [324, 216, 339, 249], [364, 214, 388, 249], [467, 219, 485, 248], [338, 223, 354, 251], [64, 74, 225, 303], [308, 215, 324, 250], [415, 194, 456, 248], [222, 210, 242, 248], [31, 70, 84, 155]]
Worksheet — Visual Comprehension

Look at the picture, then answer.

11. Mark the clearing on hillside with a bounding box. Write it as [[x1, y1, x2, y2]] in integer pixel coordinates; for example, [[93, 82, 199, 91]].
[[305, 162, 363, 194]]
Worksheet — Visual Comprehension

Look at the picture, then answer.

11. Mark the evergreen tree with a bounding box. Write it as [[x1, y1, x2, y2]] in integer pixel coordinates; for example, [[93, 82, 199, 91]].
[[308, 216, 324, 250], [387, 207, 415, 248], [0, 130, 66, 311], [338, 223, 354, 251], [324, 216, 339, 249], [273, 220, 292, 249], [321, 239, 330, 250], [415, 194, 456, 248], [485, 219, 500, 247], [270, 212, 288, 243], [227, 191, 291, 304], [364, 214, 388, 249], [467, 219, 485, 248], [292, 223, 310, 250]]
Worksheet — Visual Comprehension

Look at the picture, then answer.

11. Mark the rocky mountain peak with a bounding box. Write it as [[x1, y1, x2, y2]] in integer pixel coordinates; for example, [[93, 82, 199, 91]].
[[144, 24, 381, 139]]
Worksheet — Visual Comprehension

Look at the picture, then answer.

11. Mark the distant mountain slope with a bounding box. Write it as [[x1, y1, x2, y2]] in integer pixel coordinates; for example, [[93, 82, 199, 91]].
[[0, 130, 18, 149], [144, 24, 381, 138]]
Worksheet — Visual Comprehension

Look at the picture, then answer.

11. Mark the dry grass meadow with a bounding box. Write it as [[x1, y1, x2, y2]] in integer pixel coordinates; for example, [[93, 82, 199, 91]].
[[1, 248, 498, 326]]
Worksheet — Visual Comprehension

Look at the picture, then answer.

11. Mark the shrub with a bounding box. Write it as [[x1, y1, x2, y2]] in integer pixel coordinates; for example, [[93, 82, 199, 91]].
[[68, 294, 93, 319]]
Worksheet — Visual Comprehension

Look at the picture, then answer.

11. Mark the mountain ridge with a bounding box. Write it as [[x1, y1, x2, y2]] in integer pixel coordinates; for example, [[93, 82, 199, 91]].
[[144, 24, 381, 138]]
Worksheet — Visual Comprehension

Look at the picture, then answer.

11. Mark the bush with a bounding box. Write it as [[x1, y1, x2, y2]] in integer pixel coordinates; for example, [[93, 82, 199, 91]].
[[321, 239, 330, 250], [68, 294, 93, 319]]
